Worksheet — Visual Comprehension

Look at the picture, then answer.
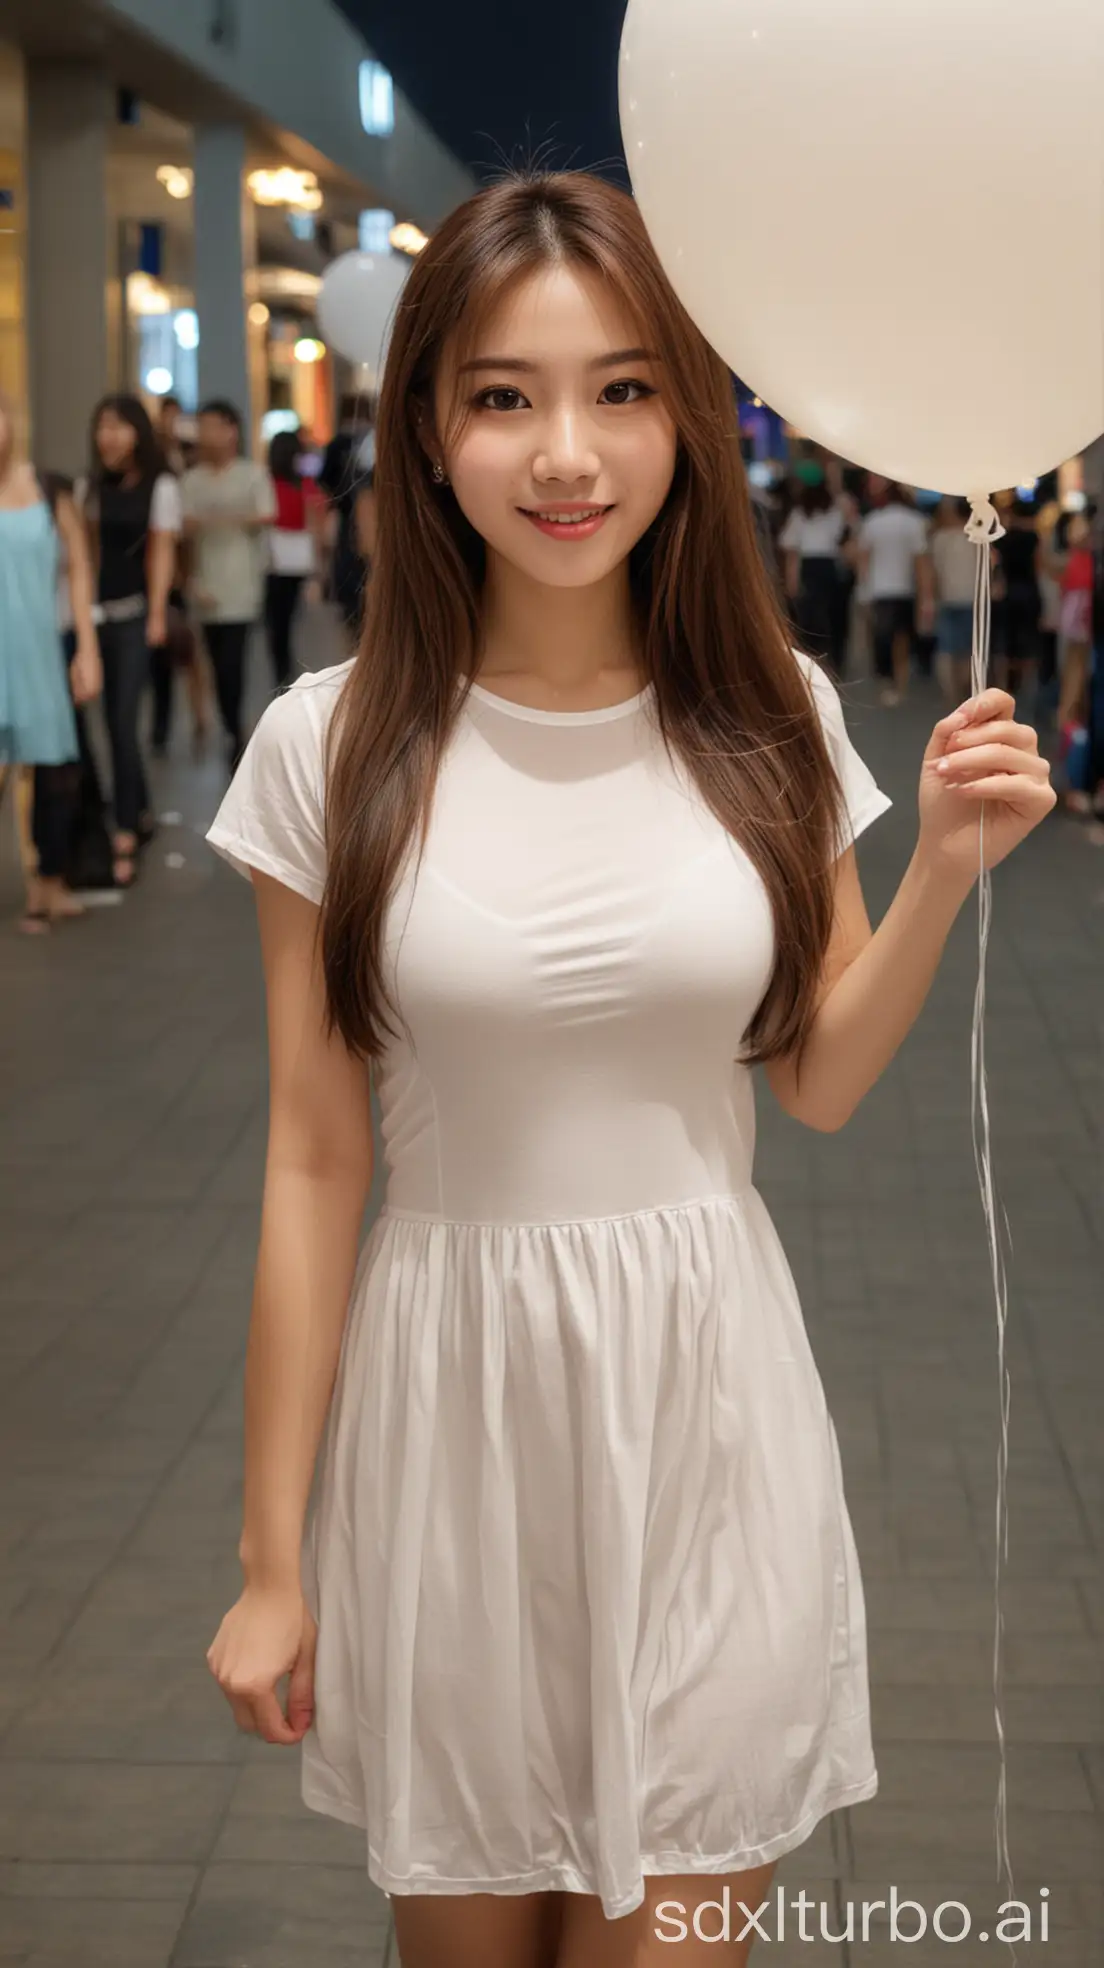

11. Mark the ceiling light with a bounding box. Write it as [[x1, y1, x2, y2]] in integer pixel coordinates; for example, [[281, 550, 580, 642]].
[[145, 367, 174, 395], [389, 221, 428, 256], [156, 165, 193, 200], [247, 167, 323, 213], [127, 271, 171, 315], [248, 301, 270, 327], [293, 337, 326, 364]]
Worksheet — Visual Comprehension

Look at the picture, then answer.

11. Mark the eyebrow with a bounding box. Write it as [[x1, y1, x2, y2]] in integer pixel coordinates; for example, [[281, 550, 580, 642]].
[[457, 347, 661, 376]]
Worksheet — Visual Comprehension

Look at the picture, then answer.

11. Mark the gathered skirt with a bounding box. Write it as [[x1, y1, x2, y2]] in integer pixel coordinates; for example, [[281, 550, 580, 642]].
[[299, 1188, 877, 1921]]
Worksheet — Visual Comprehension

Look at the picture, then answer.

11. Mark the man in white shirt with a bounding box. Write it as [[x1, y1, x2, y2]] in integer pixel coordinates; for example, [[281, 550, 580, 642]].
[[182, 400, 276, 771], [858, 483, 933, 706]]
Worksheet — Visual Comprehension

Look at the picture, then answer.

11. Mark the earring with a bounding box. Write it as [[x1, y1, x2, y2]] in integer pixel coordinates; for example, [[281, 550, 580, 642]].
[[431, 461, 448, 485]]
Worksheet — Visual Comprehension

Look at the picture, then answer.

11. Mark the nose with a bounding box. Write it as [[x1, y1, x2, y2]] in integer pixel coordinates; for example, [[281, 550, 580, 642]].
[[532, 403, 600, 488]]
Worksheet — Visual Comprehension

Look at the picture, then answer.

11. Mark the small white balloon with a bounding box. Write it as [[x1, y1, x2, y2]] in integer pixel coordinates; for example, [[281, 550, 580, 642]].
[[620, 0, 1104, 494], [316, 251, 410, 376]]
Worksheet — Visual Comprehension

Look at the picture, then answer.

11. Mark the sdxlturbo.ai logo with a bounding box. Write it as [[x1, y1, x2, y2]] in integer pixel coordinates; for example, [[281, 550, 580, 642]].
[[654, 1885, 1052, 1945]]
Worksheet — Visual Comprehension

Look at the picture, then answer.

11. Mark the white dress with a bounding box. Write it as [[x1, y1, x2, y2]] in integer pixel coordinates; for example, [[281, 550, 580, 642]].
[[206, 653, 891, 1921]]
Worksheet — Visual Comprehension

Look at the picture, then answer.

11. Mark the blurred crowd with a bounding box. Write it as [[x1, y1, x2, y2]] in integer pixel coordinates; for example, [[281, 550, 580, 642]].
[[1, 407, 1101, 938], [0, 389, 377, 932], [753, 459, 1104, 829]]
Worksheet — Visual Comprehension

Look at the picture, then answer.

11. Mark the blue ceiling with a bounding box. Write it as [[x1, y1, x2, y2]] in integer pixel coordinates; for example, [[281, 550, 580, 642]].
[[336, 0, 632, 186]]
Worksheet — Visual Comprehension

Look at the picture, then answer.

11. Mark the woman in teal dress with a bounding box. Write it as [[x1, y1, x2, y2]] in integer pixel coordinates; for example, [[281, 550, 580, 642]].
[[0, 393, 101, 931]]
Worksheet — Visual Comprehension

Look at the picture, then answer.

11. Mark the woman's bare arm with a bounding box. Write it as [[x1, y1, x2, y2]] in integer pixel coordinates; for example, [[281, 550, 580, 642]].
[[146, 529, 176, 644], [238, 871, 374, 1590]]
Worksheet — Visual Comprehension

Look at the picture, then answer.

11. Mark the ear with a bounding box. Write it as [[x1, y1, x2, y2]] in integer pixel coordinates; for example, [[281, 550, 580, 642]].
[[413, 405, 443, 475]]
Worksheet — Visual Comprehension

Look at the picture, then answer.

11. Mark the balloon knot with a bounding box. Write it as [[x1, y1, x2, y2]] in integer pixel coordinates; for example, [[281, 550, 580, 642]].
[[965, 494, 1006, 544]]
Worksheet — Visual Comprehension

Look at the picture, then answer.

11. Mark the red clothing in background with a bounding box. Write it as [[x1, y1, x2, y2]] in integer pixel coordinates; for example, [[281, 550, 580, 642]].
[[1062, 546, 1094, 594], [273, 476, 309, 531]]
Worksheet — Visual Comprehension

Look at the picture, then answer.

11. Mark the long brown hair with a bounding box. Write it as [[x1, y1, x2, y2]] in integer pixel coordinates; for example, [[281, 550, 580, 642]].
[[322, 169, 843, 1072]]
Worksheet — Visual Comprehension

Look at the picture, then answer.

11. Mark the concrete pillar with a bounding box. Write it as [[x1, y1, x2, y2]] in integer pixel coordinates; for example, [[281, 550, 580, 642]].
[[193, 124, 252, 431], [24, 60, 111, 476]]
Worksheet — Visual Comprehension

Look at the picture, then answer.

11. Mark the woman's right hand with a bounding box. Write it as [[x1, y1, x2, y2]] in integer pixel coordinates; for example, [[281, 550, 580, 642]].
[[206, 1583, 317, 1745]]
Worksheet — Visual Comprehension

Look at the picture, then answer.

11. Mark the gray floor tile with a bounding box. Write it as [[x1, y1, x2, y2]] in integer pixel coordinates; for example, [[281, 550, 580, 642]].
[[0, 1894, 185, 1965], [172, 1862, 391, 1967], [0, 1761, 236, 1863]]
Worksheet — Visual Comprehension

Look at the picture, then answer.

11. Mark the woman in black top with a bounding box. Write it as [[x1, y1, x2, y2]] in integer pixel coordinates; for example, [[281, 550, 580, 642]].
[[992, 497, 1041, 710], [83, 396, 181, 886]]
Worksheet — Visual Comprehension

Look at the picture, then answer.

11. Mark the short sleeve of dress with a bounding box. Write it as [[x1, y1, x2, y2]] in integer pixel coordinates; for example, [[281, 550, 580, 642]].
[[205, 668, 349, 903], [795, 652, 893, 856]]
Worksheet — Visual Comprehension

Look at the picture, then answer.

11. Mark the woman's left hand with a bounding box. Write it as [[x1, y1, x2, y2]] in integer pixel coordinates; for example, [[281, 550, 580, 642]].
[[70, 642, 103, 706], [917, 689, 1057, 886]]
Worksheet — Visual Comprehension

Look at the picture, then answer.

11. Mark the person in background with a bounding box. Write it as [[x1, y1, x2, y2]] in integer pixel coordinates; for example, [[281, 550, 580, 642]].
[[779, 470, 847, 681], [1055, 507, 1094, 759], [829, 484, 863, 683], [265, 431, 324, 692], [0, 397, 100, 932], [1035, 502, 1064, 734], [157, 396, 187, 475], [149, 400, 211, 761], [930, 497, 976, 709], [83, 394, 180, 888], [182, 401, 276, 773], [992, 496, 1041, 713], [858, 481, 933, 707], [319, 393, 376, 648]]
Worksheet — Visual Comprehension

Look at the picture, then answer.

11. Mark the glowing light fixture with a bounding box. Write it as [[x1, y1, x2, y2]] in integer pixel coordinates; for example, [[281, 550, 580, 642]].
[[145, 367, 174, 395], [173, 309, 199, 351], [248, 301, 271, 327], [127, 271, 171, 316], [389, 221, 428, 256], [293, 337, 326, 364], [359, 60, 395, 137], [359, 208, 396, 254], [247, 167, 323, 213], [156, 164, 193, 200]]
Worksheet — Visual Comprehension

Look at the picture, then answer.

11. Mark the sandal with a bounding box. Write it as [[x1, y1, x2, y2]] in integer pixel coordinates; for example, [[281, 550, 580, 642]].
[[17, 909, 51, 936]]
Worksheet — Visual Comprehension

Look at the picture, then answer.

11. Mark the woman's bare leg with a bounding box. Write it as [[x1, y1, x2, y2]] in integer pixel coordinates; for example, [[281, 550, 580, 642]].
[[1057, 641, 1090, 731], [391, 1889, 564, 1968], [556, 1863, 778, 1967]]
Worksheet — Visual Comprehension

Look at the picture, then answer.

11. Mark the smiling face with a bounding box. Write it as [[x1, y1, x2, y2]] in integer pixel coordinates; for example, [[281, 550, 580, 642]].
[[432, 262, 678, 590]]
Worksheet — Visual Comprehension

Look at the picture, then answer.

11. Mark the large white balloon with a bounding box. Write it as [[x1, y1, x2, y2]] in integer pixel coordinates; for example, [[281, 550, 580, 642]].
[[620, 0, 1104, 493], [316, 250, 410, 381]]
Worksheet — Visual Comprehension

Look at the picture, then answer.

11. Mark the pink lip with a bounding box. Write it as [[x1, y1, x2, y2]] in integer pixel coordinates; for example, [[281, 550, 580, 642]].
[[520, 505, 613, 541]]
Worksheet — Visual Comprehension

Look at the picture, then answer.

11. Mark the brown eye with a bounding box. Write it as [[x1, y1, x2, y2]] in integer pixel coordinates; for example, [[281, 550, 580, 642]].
[[600, 380, 655, 405], [476, 387, 528, 412]]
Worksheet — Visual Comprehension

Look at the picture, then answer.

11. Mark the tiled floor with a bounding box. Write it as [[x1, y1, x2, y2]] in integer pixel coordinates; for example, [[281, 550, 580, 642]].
[[1, 617, 1100, 1966]]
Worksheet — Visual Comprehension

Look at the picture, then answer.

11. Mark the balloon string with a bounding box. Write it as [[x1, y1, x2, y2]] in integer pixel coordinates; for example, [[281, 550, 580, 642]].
[[964, 493, 1017, 1958]]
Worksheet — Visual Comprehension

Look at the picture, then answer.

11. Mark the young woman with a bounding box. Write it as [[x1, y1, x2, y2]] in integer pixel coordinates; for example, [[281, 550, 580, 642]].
[[779, 472, 847, 679], [83, 395, 180, 886], [264, 430, 324, 691], [203, 172, 1055, 1968], [0, 397, 101, 932]]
